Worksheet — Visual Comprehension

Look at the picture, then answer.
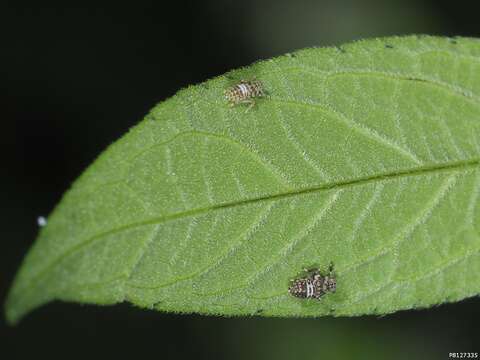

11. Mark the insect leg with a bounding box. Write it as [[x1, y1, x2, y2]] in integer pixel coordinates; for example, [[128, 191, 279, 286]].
[[303, 267, 320, 275], [244, 99, 256, 113], [328, 262, 335, 275]]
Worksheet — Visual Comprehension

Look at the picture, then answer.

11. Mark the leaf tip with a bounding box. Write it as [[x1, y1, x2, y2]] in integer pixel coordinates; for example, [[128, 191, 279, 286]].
[[4, 293, 22, 326], [3, 276, 48, 326]]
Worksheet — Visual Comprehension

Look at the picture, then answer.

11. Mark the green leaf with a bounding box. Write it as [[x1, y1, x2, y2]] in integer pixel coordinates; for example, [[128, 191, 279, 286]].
[[6, 35, 480, 324]]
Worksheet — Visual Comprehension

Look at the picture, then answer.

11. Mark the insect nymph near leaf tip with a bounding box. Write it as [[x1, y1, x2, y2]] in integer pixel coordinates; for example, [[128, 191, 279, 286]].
[[224, 79, 265, 111], [288, 263, 336, 300]]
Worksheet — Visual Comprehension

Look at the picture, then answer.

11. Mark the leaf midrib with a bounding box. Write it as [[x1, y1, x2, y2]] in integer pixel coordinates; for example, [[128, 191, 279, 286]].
[[17, 157, 480, 297]]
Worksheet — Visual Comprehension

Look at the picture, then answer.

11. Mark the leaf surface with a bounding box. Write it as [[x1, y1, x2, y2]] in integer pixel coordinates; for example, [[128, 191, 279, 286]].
[[6, 36, 480, 324]]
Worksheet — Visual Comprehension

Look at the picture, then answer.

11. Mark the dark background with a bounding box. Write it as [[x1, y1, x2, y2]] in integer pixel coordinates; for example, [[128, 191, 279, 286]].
[[1, 1, 479, 359]]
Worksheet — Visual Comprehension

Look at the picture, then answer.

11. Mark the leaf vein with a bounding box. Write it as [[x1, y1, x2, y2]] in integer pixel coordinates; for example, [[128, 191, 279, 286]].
[[270, 98, 424, 165], [14, 159, 479, 296]]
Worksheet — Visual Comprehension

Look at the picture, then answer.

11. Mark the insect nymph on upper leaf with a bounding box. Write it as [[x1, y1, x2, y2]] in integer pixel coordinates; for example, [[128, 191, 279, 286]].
[[224, 79, 265, 111], [288, 263, 336, 300]]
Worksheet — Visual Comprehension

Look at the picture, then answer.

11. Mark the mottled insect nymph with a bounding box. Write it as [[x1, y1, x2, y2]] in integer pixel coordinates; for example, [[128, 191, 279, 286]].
[[288, 263, 336, 300], [224, 79, 265, 111]]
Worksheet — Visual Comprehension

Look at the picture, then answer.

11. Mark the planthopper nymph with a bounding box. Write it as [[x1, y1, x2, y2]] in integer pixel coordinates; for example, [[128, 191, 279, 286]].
[[288, 263, 336, 300], [224, 79, 265, 111]]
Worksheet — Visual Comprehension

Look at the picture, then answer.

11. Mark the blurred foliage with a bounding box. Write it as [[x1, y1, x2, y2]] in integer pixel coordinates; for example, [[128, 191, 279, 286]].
[[209, 0, 443, 57]]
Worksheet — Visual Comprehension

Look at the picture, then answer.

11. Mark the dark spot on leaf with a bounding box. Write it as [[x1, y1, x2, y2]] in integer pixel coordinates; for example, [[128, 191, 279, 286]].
[[385, 44, 394, 49], [404, 77, 428, 83], [151, 301, 162, 308], [449, 38, 458, 45]]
